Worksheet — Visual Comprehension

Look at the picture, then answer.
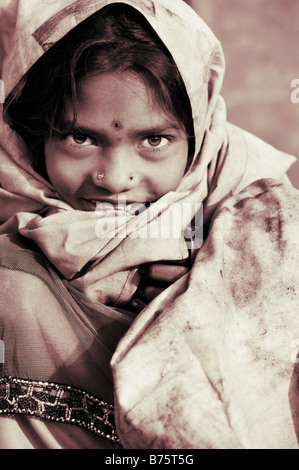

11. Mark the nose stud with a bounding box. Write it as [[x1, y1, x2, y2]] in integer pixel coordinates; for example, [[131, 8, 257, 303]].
[[96, 172, 134, 182]]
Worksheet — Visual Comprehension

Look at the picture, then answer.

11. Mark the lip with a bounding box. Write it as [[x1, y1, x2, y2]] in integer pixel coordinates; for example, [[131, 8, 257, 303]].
[[80, 197, 148, 212], [92, 198, 136, 205], [83, 194, 150, 204]]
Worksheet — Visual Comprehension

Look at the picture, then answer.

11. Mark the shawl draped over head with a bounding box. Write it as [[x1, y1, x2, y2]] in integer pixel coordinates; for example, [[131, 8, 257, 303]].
[[0, 0, 299, 449]]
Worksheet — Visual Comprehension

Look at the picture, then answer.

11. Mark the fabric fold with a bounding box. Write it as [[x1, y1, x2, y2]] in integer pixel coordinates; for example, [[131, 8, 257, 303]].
[[112, 179, 299, 449], [0, 0, 298, 449]]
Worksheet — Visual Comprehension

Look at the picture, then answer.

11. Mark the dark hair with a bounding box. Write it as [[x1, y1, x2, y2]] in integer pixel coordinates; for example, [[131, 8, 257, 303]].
[[4, 3, 194, 177]]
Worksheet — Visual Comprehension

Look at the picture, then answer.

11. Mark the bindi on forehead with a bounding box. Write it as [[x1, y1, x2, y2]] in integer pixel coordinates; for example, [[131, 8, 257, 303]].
[[111, 120, 123, 131]]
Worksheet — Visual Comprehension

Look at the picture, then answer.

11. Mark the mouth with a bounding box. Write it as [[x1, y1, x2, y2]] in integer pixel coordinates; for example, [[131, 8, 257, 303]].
[[82, 197, 148, 213]]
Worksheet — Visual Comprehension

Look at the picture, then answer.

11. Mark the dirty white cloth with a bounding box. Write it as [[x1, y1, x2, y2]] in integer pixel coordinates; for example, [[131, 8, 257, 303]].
[[0, 0, 298, 449], [112, 178, 299, 448], [0, 0, 295, 306]]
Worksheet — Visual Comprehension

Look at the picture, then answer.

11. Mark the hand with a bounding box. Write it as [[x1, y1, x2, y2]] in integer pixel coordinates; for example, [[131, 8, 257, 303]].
[[130, 259, 190, 313]]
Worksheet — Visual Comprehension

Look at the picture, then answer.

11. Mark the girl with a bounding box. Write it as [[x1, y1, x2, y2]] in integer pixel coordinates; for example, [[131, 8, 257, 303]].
[[0, 0, 298, 449]]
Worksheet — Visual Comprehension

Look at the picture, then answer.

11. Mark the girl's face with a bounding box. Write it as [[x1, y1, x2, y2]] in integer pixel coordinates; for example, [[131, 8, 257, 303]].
[[45, 72, 189, 211]]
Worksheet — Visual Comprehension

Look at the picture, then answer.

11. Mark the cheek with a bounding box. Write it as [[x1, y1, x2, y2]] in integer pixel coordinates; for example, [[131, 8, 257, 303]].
[[45, 144, 78, 192], [45, 156, 63, 190], [172, 141, 189, 180], [155, 143, 188, 192]]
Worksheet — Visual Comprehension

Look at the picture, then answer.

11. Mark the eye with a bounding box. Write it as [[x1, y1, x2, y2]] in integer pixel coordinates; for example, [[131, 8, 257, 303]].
[[66, 133, 96, 146], [141, 136, 170, 149]]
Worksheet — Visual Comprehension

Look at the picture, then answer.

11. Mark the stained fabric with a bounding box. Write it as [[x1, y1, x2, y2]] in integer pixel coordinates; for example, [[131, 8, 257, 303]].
[[0, 0, 295, 306], [0, 0, 298, 449], [112, 179, 299, 448]]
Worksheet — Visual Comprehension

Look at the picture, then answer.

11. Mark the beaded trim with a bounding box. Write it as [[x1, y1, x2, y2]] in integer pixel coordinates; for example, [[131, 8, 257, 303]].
[[0, 376, 120, 444]]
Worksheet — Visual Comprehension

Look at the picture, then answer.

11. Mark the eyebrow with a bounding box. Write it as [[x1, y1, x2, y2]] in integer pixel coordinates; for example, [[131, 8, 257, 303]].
[[129, 125, 182, 138], [61, 120, 183, 140]]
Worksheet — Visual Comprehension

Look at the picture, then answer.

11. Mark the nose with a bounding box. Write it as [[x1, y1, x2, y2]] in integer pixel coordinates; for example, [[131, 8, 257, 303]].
[[92, 145, 138, 194]]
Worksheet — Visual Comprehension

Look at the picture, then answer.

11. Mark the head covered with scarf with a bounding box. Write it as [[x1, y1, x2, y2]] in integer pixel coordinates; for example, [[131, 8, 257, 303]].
[[0, 0, 294, 306]]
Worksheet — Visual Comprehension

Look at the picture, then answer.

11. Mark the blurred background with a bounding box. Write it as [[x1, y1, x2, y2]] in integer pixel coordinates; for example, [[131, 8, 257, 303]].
[[186, 0, 299, 188]]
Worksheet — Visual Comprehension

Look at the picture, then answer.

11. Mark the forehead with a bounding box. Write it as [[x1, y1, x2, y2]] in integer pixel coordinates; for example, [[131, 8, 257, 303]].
[[71, 71, 178, 127]]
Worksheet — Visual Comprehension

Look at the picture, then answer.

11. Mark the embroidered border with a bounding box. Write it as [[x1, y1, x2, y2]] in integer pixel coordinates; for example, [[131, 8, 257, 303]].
[[0, 376, 120, 445]]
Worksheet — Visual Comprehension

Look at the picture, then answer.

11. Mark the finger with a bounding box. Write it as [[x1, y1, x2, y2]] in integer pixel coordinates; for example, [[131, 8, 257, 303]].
[[139, 258, 189, 275], [146, 264, 189, 283], [161, 258, 189, 266], [139, 286, 165, 302]]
